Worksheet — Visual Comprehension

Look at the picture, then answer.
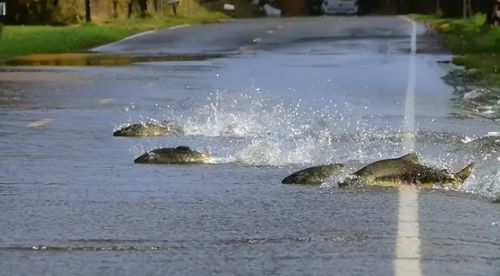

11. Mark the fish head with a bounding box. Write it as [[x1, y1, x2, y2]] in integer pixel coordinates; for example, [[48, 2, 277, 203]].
[[134, 152, 153, 163], [113, 129, 127, 136]]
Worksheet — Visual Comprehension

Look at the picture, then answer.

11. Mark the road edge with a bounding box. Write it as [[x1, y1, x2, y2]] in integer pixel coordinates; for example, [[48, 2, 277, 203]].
[[91, 24, 193, 52]]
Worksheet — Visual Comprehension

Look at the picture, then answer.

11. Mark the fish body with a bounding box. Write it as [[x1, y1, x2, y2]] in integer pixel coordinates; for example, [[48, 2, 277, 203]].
[[341, 153, 474, 189], [460, 136, 500, 153], [282, 164, 345, 185], [134, 146, 212, 164], [114, 121, 183, 137]]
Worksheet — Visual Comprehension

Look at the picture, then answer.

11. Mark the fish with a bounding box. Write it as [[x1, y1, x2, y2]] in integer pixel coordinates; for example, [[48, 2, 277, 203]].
[[494, 196, 500, 204], [338, 153, 474, 189], [459, 135, 500, 154], [113, 121, 183, 137], [282, 164, 345, 185], [134, 146, 212, 164]]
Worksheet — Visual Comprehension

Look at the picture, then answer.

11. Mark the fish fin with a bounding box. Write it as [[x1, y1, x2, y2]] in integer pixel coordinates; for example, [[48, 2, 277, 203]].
[[399, 153, 420, 164], [455, 163, 475, 183]]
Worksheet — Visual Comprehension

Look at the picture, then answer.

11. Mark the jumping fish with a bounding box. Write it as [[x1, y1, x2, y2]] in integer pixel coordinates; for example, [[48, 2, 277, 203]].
[[113, 121, 183, 137], [282, 164, 345, 185], [339, 153, 474, 189], [134, 146, 212, 164]]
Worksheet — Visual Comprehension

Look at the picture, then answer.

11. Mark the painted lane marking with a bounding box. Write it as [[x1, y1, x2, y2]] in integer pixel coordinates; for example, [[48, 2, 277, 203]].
[[27, 119, 53, 128], [395, 186, 421, 276], [121, 30, 156, 41], [91, 30, 156, 52], [97, 98, 115, 104], [395, 17, 422, 276], [402, 18, 417, 152], [169, 24, 190, 30], [93, 23, 190, 52]]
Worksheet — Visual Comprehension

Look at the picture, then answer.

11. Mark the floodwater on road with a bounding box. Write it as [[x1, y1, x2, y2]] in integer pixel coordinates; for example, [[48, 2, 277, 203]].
[[0, 17, 499, 276]]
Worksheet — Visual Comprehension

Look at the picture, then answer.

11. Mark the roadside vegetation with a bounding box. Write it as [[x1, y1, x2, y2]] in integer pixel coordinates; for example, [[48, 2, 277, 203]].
[[0, 11, 228, 63], [414, 13, 500, 86]]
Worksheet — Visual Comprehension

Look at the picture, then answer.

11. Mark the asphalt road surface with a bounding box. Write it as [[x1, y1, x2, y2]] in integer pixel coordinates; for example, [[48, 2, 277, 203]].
[[0, 16, 499, 276]]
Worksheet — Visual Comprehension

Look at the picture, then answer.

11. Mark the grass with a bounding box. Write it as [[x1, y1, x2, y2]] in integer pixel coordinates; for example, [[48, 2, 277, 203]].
[[413, 13, 500, 86], [0, 11, 229, 63]]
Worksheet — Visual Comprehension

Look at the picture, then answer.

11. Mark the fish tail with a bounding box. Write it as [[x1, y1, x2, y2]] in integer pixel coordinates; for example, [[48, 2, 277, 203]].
[[455, 163, 475, 183]]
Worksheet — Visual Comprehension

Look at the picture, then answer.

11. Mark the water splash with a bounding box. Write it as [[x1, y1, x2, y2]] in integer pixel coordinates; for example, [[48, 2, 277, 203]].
[[462, 154, 500, 198], [123, 89, 499, 197], [176, 90, 403, 166]]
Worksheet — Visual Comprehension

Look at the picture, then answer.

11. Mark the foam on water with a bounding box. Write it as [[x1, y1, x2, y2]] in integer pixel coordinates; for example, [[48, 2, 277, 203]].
[[124, 90, 499, 197], [462, 153, 500, 198], [180, 90, 343, 139], [173, 90, 404, 166]]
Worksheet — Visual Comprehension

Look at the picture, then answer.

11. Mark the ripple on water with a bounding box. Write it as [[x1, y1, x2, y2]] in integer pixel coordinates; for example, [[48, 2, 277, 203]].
[[119, 89, 499, 197], [1, 231, 370, 253]]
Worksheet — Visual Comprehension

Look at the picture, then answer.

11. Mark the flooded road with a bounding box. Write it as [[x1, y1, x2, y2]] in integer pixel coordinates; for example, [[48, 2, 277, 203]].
[[0, 16, 499, 275]]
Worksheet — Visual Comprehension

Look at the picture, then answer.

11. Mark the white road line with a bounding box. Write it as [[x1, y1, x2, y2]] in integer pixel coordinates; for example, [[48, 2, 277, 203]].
[[402, 17, 417, 151], [395, 17, 422, 276], [92, 24, 191, 52], [395, 186, 421, 276], [97, 98, 115, 104], [91, 30, 156, 52], [169, 24, 190, 30], [27, 118, 53, 128]]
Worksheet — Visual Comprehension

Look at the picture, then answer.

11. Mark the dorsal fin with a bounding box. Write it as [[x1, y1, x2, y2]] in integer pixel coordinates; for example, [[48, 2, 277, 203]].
[[455, 163, 474, 183], [399, 153, 420, 164]]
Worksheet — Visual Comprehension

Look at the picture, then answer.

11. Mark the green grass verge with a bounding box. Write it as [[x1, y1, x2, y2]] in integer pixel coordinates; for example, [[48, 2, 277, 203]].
[[413, 13, 500, 86], [0, 11, 229, 63]]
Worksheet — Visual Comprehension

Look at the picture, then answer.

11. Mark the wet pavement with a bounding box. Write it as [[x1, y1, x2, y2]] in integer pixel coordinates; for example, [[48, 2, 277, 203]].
[[0, 16, 499, 275], [5, 53, 223, 67]]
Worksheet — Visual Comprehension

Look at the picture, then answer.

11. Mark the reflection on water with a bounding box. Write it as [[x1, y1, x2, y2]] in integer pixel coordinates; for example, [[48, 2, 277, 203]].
[[6, 53, 224, 66], [0, 31, 499, 276], [1, 58, 498, 197], [444, 69, 500, 121], [1, 231, 369, 252]]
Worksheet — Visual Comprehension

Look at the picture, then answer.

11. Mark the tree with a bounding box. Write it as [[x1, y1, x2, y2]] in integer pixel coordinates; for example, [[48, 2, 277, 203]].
[[463, 0, 472, 18], [112, 0, 118, 18], [153, 0, 160, 12], [382, 0, 397, 13], [127, 0, 148, 18], [486, 0, 499, 24], [85, 0, 91, 22], [7, 0, 55, 24], [128, 1, 133, 18], [138, 0, 148, 17]]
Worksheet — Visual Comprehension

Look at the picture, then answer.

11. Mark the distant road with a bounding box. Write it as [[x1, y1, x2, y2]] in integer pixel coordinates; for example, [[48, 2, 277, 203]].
[[92, 16, 447, 56], [2, 16, 498, 276]]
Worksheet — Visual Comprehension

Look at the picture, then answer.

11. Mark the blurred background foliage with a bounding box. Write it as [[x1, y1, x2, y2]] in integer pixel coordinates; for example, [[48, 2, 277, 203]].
[[0, 0, 498, 25]]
